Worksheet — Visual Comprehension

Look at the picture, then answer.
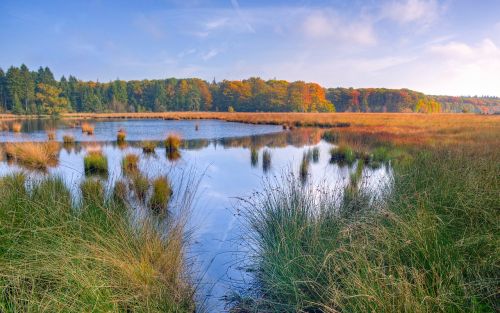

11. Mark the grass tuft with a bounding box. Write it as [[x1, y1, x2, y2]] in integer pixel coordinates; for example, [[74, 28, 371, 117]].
[[117, 128, 126, 143], [165, 134, 181, 153], [4, 141, 60, 169], [11, 122, 22, 132], [84, 151, 108, 175], [122, 153, 139, 174], [81, 122, 94, 135], [149, 176, 173, 213], [142, 141, 156, 153]]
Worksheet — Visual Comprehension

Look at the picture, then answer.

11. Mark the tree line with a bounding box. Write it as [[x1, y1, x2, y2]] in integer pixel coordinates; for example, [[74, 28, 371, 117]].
[[0, 64, 497, 115]]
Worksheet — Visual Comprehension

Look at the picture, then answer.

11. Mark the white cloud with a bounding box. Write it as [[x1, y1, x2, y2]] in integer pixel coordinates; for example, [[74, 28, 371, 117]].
[[201, 48, 219, 61], [382, 0, 440, 26], [302, 11, 376, 45]]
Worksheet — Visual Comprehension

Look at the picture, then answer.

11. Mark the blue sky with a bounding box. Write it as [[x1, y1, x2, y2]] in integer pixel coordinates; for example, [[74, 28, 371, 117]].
[[1, 0, 499, 96]]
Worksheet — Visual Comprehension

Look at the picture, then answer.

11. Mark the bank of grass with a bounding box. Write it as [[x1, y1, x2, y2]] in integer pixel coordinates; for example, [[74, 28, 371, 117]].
[[237, 142, 499, 312], [0, 175, 194, 312]]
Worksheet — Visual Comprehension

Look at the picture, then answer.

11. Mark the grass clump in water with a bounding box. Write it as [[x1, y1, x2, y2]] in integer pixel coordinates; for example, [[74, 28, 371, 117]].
[[142, 141, 156, 153], [149, 176, 173, 213], [84, 151, 108, 175], [4, 142, 60, 170], [81, 122, 94, 135], [0, 175, 195, 312], [165, 134, 181, 153], [312, 147, 320, 163], [46, 130, 56, 141], [122, 153, 139, 174], [116, 128, 126, 143], [131, 172, 149, 201], [63, 134, 75, 144], [11, 122, 22, 132], [330, 145, 355, 165]]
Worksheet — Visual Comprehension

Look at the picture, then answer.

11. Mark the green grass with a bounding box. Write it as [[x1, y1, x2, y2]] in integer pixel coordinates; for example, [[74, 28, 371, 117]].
[[131, 172, 149, 201], [0, 175, 195, 312], [83, 151, 108, 175], [117, 129, 126, 143], [165, 134, 181, 154], [122, 153, 139, 174], [237, 146, 499, 312], [330, 144, 356, 165]]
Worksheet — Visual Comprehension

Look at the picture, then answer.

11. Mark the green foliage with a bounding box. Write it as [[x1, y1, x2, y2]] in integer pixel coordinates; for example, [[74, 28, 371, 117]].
[[330, 145, 356, 164]]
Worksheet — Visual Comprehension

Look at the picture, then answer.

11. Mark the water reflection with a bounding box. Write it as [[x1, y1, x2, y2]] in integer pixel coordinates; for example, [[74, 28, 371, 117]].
[[0, 122, 392, 311]]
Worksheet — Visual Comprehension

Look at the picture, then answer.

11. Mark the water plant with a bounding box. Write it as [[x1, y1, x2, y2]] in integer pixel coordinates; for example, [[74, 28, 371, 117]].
[[81, 122, 94, 135], [165, 134, 181, 153], [4, 141, 60, 169], [142, 141, 157, 153], [262, 149, 271, 173], [330, 145, 355, 164], [80, 178, 105, 204], [84, 151, 108, 175], [11, 122, 22, 133], [122, 153, 139, 174], [149, 176, 173, 213]]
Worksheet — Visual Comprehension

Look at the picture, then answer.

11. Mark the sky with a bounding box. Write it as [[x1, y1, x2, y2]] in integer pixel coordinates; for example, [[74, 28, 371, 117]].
[[1, 0, 499, 96]]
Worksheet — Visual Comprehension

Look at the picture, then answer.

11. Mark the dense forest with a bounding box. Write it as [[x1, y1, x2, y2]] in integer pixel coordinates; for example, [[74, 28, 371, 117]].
[[0, 64, 498, 115]]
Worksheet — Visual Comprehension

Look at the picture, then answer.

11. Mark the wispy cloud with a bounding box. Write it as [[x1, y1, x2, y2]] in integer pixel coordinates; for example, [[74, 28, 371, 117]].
[[380, 0, 443, 26]]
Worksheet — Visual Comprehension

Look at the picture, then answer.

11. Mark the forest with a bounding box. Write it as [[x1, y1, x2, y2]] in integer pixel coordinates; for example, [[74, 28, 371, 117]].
[[0, 64, 498, 115]]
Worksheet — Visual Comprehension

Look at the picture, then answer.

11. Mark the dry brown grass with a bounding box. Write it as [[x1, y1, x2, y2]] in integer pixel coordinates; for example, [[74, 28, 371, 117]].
[[11, 122, 22, 133], [4, 142, 60, 169], [59, 112, 500, 146], [46, 130, 56, 141], [81, 122, 94, 135]]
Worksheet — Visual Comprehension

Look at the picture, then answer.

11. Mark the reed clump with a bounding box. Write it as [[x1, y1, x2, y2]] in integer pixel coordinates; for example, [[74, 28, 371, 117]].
[[84, 151, 108, 175], [4, 141, 60, 169], [63, 135, 75, 144], [117, 128, 126, 143], [330, 145, 355, 164], [142, 141, 156, 153], [81, 122, 94, 135], [131, 173, 149, 201], [149, 176, 173, 213], [11, 122, 22, 132], [122, 153, 139, 174], [165, 134, 181, 153]]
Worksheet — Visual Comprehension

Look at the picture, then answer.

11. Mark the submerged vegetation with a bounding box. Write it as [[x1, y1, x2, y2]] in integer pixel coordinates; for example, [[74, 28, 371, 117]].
[[0, 174, 194, 312]]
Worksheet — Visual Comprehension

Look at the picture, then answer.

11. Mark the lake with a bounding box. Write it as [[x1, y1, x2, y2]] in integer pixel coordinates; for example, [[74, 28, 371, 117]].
[[0, 118, 392, 311]]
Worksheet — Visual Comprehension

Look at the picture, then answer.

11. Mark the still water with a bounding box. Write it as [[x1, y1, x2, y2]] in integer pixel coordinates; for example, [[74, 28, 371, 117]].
[[0, 119, 391, 311]]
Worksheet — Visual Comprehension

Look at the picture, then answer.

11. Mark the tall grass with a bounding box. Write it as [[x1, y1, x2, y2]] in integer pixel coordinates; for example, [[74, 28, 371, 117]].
[[236, 146, 499, 312], [4, 142, 60, 169], [0, 175, 195, 312], [149, 177, 173, 213]]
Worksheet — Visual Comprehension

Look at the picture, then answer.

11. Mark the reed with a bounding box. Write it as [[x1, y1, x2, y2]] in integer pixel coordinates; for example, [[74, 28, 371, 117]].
[[149, 176, 173, 213], [4, 141, 60, 169], [84, 151, 108, 175], [299, 152, 310, 182], [330, 145, 356, 164]]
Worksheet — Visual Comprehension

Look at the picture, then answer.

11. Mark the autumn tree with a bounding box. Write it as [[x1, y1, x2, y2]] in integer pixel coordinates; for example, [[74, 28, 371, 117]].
[[36, 83, 69, 115]]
